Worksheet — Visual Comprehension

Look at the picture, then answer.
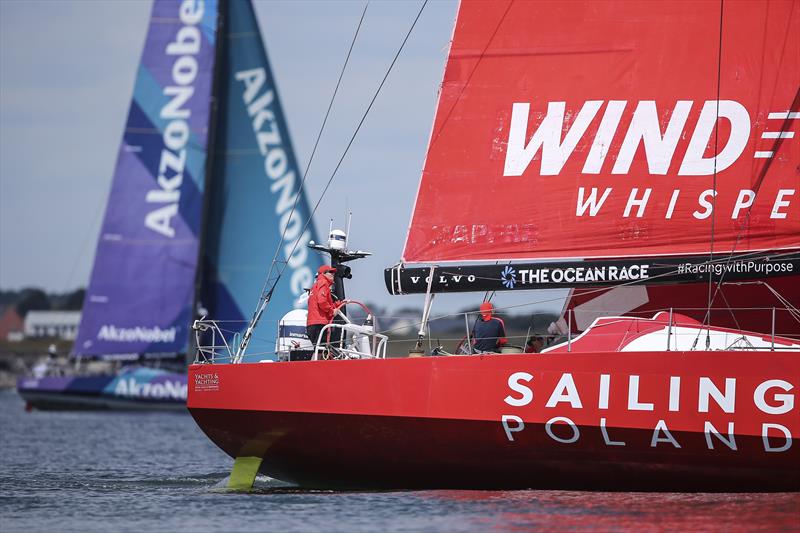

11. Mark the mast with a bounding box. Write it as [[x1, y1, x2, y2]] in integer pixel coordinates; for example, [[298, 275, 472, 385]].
[[188, 0, 227, 362]]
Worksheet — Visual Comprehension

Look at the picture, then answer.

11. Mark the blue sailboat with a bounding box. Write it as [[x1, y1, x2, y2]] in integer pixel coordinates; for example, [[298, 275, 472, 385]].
[[17, 0, 322, 410]]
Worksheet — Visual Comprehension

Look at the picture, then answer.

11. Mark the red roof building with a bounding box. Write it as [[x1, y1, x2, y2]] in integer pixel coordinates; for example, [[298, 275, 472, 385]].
[[0, 306, 24, 341]]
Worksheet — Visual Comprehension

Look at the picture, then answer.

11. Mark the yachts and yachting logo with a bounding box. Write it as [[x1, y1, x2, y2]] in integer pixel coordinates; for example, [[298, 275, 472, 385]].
[[500, 266, 517, 289], [194, 372, 220, 392]]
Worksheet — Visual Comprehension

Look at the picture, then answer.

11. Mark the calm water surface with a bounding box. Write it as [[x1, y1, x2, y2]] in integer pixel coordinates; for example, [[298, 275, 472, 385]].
[[1, 391, 797, 532]]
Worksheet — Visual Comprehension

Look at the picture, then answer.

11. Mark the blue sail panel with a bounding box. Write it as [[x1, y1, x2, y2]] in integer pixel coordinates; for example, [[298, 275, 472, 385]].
[[73, 0, 219, 358], [202, 0, 323, 359]]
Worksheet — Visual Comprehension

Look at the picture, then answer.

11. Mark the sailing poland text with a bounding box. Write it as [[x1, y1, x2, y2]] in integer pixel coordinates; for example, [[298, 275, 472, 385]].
[[504, 101, 796, 219], [145, 0, 205, 237], [235, 67, 313, 299], [501, 372, 795, 453]]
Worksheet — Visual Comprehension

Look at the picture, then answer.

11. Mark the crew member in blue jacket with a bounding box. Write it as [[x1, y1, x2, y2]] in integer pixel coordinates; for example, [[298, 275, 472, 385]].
[[472, 302, 507, 353]]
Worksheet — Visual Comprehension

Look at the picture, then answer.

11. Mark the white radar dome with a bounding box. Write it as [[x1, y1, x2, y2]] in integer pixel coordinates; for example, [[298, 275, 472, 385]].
[[328, 229, 347, 251]]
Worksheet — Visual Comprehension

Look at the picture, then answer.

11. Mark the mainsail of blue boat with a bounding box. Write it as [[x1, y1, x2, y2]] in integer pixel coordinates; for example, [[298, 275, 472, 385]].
[[17, 0, 322, 409]]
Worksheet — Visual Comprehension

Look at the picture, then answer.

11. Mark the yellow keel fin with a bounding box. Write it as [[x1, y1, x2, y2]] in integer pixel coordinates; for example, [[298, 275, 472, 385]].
[[227, 456, 263, 491]]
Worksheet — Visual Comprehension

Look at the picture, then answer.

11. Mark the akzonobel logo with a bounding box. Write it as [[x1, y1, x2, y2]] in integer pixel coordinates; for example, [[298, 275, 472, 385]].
[[97, 325, 177, 343], [144, 0, 207, 238], [233, 67, 315, 302]]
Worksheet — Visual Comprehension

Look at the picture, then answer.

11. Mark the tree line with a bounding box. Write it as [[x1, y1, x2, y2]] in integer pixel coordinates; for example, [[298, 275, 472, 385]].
[[0, 288, 85, 318]]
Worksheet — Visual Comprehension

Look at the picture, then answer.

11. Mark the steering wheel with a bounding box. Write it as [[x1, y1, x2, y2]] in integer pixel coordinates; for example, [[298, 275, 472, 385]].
[[453, 336, 473, 355]]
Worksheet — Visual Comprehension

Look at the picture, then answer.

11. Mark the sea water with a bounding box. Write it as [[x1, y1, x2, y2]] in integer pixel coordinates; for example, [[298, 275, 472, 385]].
[[0, 391, 797, 532]]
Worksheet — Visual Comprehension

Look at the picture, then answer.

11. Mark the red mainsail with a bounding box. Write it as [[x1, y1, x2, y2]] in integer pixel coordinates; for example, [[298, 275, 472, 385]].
[[403, 0, 799, 264]]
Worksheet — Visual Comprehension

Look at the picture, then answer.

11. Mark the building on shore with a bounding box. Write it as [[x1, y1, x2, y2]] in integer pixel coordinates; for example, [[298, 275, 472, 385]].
[[24, 311, 81, 340], [0, 306, 24, 342]]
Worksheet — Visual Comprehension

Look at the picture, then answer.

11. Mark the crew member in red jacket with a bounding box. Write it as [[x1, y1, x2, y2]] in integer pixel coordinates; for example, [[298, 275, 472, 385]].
[[306, 265, 337, 348]]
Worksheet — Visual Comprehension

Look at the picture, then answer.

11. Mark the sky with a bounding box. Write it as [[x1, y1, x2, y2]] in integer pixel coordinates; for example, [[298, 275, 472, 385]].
[[0, 0, 565, 316]]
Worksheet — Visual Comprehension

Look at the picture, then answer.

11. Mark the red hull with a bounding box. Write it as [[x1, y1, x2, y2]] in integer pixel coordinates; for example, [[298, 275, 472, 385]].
[[188, 353, 798, 490]]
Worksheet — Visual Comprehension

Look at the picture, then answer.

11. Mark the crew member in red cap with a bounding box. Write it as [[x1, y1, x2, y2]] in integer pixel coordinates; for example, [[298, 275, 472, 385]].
[[306, 265, 337, 350], [471, 301, 507, 353]]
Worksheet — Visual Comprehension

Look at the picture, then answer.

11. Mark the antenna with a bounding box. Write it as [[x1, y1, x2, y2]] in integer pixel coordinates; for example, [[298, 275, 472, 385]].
[[345, 211, 353, 248]]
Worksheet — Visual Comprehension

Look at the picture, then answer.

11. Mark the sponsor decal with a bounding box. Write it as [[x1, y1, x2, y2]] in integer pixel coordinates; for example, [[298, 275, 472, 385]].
[[505, 100, 794, 177], [572, 186, 796, 220], [518, 264, 649, 284], [677, 261, 795, 277], [194, 372, 220, 392], [279, 325, 308, 339], [500, 266, 516, 289], [409, 274, 476, 285], [114, 378, 187, 401], [388, 255, 798, 294], [145, 0, 207, 238], [234, 67, 314, 305], [500, 372, 795, 453], [503, 101, 797, 222], [97, 325, 177, 344]]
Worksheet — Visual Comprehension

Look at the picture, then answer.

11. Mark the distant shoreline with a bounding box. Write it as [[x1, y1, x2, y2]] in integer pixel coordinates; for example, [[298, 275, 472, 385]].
[[0, 339, 71, 389]]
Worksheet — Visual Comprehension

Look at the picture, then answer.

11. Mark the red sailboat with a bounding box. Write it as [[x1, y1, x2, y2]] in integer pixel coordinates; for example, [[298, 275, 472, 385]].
[[188, 0, 799, 491]]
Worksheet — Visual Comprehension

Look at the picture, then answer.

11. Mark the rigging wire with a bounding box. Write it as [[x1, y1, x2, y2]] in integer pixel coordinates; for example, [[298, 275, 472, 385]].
[[62, 197, 106, 291], [699, 2, 800, 337], [234, 1, 370, 360], [306, 0, 429, 221], [701, 0, 725, 350], [259, 2, 369, 301], [660, 0, 800, 348], [699, 88, 800, 344], [556, 3, 797, 341], [235, 0, 429, 361]]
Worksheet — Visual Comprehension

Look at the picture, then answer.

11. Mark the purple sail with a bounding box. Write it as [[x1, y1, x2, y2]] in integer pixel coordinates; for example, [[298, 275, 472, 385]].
[[73, 0, 218, 358]]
